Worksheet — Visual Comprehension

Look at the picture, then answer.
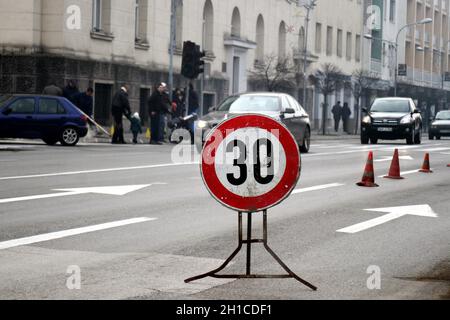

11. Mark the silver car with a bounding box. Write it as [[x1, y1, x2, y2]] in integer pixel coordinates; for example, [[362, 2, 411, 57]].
[[195, 92, 311, 153], [429, 110, 450, 140]]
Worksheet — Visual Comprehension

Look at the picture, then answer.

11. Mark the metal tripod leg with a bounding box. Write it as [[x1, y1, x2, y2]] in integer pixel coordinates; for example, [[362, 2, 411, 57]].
[[184, 212, 244, 283], [261, 210, 317, 291], [184, 210, 317, 291]]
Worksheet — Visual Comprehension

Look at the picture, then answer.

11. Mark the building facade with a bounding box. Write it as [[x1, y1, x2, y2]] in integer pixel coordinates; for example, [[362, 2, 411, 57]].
[[0, 0, 306, 126], [1, 0, 450, 129]]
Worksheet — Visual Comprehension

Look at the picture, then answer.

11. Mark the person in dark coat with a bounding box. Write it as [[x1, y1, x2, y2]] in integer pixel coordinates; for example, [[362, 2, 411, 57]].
[[73, 88, 94, 117], [171, 88, 185, 118], [342, 102, 352, 134], [111, 85, 132, 144], [187, 83, 199, 115], [148, 82, 171, 145], [331, 101, 343, 133], [63, 80, 80, 103]]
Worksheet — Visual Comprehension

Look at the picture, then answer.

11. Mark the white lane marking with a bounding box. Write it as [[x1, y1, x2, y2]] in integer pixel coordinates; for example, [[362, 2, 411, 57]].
[[337, 205, 438, 234], [0, 162, 198, 181], [422, 147, 450, 152], [374, 156, 414, 162], [292, 183, 345, 194], [314, 144, 353, 149], [0, 217, 157, 250], [0, 184, 157, 205], [377, 169, 421, 178]]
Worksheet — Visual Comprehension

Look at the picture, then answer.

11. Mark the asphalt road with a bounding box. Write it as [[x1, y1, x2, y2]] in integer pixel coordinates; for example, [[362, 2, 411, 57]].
[[0, 136, 449, 300]]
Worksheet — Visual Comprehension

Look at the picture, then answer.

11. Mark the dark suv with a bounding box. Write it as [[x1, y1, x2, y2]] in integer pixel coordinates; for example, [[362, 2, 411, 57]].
[[361, 97, 422, 145]]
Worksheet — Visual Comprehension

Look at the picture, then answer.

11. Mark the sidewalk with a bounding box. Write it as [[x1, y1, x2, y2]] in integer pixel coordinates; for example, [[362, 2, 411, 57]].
[[81, 129, 360, 144]]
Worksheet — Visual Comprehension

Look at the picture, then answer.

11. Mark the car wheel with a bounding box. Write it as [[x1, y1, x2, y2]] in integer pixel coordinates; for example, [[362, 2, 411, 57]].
[[370, 137, 378, 144], [299, 129, 311, 153], [429, 134, 434, 140], [60, 127, 80, 146], [42, 137, 58, 146], [361, 134, 369, 145]]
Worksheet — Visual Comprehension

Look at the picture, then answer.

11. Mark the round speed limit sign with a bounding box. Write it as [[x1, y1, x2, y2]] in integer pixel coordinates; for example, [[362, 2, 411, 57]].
[[201, 114, 301, 212]]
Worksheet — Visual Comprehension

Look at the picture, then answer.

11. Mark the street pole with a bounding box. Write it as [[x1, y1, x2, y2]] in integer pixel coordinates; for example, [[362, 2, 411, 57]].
[[168, 0, 177, 102], [394, 19, 433, 97], [300, 0, 317, 108]]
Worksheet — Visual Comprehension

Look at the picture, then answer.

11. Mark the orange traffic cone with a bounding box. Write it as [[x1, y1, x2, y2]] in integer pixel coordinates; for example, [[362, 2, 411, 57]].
[[419, 153, 433, 173], [357, 151, 379, 187], [384, 149, 404, 179]]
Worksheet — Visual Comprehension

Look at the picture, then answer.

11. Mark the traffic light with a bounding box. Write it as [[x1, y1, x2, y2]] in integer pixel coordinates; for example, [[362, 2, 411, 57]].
[[193, 44, 205, 78], [181, 41, 205, 79]]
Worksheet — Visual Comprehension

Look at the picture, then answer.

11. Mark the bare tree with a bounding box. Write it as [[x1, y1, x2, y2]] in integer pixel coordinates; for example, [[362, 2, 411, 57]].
[[351, 69, 380, 134], [309, 63, 344, 135], [249, 54, 297, 92]]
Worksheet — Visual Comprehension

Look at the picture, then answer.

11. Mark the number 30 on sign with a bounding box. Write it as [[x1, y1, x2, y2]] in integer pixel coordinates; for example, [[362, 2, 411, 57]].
[[201, 114, 301, 213]]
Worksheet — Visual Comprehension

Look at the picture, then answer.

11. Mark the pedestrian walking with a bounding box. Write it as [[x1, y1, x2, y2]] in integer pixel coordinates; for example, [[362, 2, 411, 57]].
[[42, 81, 63, 96], [63, 80, 80, 104], [342, 102, 352, 134], [111, 85, 131, 144], [130, 112, 143, 144], [148, 82, 171, 145], [332, 101, 343, 133]]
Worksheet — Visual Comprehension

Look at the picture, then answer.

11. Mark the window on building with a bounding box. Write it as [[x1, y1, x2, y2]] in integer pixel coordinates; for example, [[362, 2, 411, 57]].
[[279, 21, 287, 59], [256, 15, 265, 62], [346, 32, 352, 60], [315, 23, 322, 53], [203, 0, 214, 52], [355, 34, 361, 62], [299, 27, 305, 52], [390, 0, 396, 22], [326, 26, 333, 56], [337, 29, 343, 57], [135, 0, 148, 43], [231, 7, 241, 37], [175, 0, 183, 48], [92, 0, 111, 33]]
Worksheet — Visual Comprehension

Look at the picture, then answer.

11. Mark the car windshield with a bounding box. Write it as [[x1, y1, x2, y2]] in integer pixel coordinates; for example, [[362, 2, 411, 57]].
[[217, 95, 281, 112], [435, 111, 450, 120], [370, 100, 411, 113]]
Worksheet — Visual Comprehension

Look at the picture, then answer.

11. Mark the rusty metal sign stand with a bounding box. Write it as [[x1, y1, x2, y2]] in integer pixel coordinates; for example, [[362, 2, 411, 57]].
[[185, 210, 317, 291]]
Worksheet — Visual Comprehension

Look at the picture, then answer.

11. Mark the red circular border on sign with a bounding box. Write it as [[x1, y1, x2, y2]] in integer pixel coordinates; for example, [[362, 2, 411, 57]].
[[201, 114, 301, 212]]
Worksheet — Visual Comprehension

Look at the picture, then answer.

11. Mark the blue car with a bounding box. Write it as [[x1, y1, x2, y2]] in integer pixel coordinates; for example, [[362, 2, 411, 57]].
[[0, 95, 88, 146]]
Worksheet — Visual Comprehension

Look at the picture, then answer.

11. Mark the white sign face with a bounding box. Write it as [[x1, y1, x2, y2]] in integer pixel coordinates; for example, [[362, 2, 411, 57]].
[[201, 114, 300, 213], [214, 128, 287, 198]]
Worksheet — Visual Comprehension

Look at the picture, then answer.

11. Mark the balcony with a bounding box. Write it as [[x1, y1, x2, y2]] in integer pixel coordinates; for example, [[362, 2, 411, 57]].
[[223, 32, 257, 50]]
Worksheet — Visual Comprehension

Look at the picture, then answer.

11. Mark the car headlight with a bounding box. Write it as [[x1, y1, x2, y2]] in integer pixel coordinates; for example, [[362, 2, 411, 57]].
[[197, 120, 208, 129], [362, 116, 371, 124], [400, 116, 412, 124]]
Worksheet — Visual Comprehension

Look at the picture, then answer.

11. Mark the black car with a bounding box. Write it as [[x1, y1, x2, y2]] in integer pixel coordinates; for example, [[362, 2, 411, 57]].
[[429, 110, 450, 140], [361, 97, 422, 145], [0, 94, 89, 146]]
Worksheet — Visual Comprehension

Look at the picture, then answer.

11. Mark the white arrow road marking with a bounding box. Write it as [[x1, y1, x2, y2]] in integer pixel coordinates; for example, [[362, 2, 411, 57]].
[[292, 183, 345, 194], [374, 155, 414, 162], [337, 205, 438, 234], [0, 217, 157, 250], [0, 184, 162, 204]]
